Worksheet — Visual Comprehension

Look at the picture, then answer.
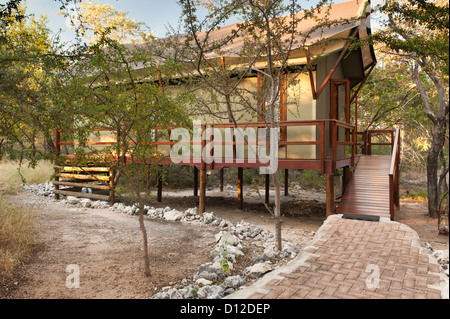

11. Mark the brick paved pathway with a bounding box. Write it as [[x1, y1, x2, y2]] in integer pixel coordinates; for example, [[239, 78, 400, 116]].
[[226, 215, 447, 299]]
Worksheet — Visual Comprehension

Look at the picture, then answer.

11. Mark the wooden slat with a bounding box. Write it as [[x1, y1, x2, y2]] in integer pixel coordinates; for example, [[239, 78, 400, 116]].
[[53, 189, 110, 201], [53, 181, 110, 191], [56, 173, 110, 181], [55, 166, 110, 172]]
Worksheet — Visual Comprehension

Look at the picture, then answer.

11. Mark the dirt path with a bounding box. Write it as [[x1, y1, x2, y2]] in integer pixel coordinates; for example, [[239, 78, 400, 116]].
[[6, 193, 220, 299]]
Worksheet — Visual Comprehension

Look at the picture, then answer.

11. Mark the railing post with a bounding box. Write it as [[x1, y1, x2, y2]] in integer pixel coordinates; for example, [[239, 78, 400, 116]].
[[389, 174, 394, 220], [351, 127, 356, 167], [320, 122, 325, 174], [326, 174, 335, 217], [331, 121, 337, 173]]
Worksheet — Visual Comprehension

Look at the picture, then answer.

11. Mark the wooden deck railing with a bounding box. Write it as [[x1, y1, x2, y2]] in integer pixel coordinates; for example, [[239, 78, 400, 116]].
[[389, 128, 401, 220], [55, 119, 357, 174], [357, 129, 396, 156]]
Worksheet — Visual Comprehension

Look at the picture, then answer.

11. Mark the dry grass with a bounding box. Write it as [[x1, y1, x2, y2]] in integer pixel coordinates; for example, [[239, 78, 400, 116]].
[[0, 199, 35, 276], [0, 160, 54, 195]]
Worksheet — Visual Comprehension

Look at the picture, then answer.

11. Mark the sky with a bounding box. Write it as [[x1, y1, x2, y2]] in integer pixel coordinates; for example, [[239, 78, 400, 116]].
[[23, 0, 185, 43], [19, 0, 380, 44]]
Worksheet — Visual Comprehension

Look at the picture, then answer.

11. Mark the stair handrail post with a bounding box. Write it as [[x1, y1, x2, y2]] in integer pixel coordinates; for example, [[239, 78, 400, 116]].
[[389, 128, 401, 220]]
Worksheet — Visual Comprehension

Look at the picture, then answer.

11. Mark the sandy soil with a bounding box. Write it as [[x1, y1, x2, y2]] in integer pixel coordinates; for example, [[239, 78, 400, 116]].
[[1, 182, 448, 299], [2, 193, 221, 299]]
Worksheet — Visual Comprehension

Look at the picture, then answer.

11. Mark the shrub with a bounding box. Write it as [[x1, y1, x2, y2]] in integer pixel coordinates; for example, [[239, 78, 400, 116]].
[[0, 200, 35, 276]]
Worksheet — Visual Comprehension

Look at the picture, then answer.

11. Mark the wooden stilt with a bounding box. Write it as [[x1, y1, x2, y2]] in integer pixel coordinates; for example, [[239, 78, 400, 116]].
[[326, 174, 335, 218], [157, 167, 163, 203], [109, 168, 116, 205], [54, 130, 61, 200], [265, 174, 270, 205], [199, 168, 207, 215], [219, 168, 224, 192], [238, 167, 243, 209], [194, 166, 199, 197], [284, 169, 289, 196], [343, 166, 350, 189]]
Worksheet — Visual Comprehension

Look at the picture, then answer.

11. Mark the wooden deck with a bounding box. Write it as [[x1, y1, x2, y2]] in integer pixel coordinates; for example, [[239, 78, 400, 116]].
[[336, 155, 392, 219]]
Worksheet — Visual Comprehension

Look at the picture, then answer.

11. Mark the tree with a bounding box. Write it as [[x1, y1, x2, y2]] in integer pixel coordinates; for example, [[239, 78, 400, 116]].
[[357, 53, 448, 185], [58, 0, 154, 45], [1, 0, 191, 277], [57, 30, 190, 277], [0, 3, 68, 164], [373, 0, 449, 217]]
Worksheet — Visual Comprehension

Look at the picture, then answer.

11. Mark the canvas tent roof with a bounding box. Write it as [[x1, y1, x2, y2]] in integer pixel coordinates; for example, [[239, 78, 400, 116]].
[[101, 0, 375, 79], [189, 0, 371, 59]]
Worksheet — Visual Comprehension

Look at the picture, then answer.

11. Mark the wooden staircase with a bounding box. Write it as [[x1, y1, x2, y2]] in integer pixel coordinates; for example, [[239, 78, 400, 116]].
[[53, 166, 116, 204]]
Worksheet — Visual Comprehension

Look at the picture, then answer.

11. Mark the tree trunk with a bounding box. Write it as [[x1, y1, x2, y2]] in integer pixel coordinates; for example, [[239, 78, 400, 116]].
[[135, 180, 151, 277], [438, 143, 449, 196], [139, 202, 151, 277], [427, 151, 439, 218], [426, 124, 446, 218], [272, 172, 282, 251]]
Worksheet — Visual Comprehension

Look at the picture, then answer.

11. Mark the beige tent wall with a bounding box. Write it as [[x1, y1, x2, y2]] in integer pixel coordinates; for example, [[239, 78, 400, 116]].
[[164, 73, 319, 162], [284, 72, 317, 160]]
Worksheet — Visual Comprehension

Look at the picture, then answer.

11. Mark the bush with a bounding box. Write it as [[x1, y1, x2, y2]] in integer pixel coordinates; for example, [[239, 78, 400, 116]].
[[0, 200, 35, 276]]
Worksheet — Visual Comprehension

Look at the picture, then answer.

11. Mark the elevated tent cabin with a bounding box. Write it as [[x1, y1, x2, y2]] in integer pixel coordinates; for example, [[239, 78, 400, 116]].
[[54, 0, 400, 219]]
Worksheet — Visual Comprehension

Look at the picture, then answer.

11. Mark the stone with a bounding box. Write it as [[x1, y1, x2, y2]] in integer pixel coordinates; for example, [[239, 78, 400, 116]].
[[123, 206, 136, 215], [167, 288, 183, 299], [179, 285, 198, 299], [66, 196, 80, 205], [79, 198, 92, 208], [164, 210, 184, 221], [246, 226, 263, 238], [90, 201, 109, 209], [222, 275, 244, 290], [203, 212, 216, 224], [217, 232, 240, 246], [247, 262, 273, 279], [197, 271, 218, 282], [197, 285, 224, 299], [196, 278, 213, 286]]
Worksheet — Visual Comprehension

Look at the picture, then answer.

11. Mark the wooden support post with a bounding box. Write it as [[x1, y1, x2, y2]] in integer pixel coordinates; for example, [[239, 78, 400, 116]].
[[219, 168, 224, 192], [343, 166, 350, 189], [238, 167, 243, 210], [109, 168, 116, 205], [194, 166, 199, 197], [157, 167, 163, 203], [326, 174, 335, 218], [265, 174, 270, 205], [199, 168, 207, 215], [54, 130, 61, 200], [284, 169, 289, 196]]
